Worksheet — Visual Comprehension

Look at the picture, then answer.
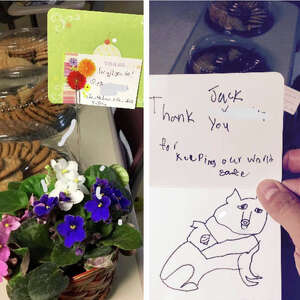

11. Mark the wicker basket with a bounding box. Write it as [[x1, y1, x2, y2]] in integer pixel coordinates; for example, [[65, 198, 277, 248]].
[[59, 251, 119, 300]]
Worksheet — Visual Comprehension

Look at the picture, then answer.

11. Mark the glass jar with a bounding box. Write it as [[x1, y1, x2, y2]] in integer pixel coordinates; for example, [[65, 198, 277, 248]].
[[0, 27, 47, 71], [186, 34, 269, 74], [206, 1, 274, 37], [0, 67, 75, 140], [0, 136, 75, 192]]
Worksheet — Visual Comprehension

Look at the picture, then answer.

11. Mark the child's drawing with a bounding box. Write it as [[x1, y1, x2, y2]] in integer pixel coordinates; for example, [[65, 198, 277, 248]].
[[160, 188, 267, 292]]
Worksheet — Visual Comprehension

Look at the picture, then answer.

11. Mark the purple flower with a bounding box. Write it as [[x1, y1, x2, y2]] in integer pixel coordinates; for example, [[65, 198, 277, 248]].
[[69, 57, 77, 68], [112, 187, 131, 210], [33, 194, 58, 217], [84, 194, 111, 222], [92, 178, 110, 192], [75, 248, 84, 256], [59, 192, 71, 203], [92, 178, 130, 211], [57, 215, 86, 248]]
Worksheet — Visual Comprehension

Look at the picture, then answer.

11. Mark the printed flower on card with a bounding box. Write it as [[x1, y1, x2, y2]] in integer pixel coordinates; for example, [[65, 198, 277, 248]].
[[69, 57, 77, 68], [67, 71, 86, 90], [84, 83, 91, 92], [57, 215, 86, 248], [0, 215, 21, 235], [78, 59, 96, 77]]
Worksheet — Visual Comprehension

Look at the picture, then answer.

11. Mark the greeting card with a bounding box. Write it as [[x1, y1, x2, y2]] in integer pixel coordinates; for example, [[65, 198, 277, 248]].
[[48, 8, 143, 107]]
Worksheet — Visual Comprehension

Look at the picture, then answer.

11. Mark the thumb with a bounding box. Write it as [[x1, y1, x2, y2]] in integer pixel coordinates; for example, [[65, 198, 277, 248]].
[[257, 179, 300, 275]]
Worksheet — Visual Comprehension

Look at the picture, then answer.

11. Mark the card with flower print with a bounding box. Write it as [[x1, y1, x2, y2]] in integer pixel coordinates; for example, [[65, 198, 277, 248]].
[[47, 8, 143, 107], [62, 53, 142, 109], [147, 73, 284, 300]]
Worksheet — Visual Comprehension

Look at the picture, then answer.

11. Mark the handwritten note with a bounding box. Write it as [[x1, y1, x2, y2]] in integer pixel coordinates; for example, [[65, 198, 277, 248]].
[[148, 73, 283, 300], [284, 85, 300, 115], [63, 53, 142, 109]]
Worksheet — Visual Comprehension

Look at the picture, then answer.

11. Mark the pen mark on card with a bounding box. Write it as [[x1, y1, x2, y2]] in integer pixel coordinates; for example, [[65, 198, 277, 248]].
[[159, 137, 274, 178], [208, 115, 229, 132], [150, 96, 163, 114], [208, 85, 244, 111], [221, 105, 229, 112], [160, 188, 266, 291], [162, 103, 195, 124]]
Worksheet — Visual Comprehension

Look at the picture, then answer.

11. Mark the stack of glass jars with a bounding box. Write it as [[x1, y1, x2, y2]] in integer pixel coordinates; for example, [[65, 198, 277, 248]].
[[0, 28, 75, 191]]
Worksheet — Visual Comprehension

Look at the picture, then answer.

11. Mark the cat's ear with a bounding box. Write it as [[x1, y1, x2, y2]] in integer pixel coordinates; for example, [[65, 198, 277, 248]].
[[226, 188, 242, 204], [190, 221, 203, 228]]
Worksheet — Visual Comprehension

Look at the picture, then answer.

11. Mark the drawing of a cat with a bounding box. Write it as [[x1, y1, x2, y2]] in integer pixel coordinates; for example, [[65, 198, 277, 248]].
[[160, 188, 267, 291]]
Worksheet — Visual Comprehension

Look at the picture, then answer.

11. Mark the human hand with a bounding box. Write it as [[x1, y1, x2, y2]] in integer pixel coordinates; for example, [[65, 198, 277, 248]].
[[257, 149, 300, 275]]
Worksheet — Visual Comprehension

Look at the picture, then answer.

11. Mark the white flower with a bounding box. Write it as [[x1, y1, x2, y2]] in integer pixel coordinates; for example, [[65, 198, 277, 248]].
[[50, 159, 88, 194], [51, 159, 79, 181], [49, 180, 84, 211]]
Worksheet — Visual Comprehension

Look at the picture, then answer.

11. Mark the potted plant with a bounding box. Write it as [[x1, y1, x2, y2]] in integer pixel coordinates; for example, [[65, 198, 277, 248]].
[[0, 159, 142, 300]]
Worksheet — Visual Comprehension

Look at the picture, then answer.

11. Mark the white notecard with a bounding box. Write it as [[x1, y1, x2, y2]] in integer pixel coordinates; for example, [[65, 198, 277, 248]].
[[63, 54, 142, 109], [148, 73, 283, 300]]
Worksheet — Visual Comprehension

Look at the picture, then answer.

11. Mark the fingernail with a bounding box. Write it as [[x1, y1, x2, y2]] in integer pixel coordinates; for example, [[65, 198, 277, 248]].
[[258, 181, 279, 201]]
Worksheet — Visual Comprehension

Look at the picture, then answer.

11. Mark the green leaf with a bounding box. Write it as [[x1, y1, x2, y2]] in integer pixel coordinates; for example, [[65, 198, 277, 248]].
[[85, 221, 114, 238], [0, 190, 28, 214], [13, 247, 29, 257], [19, 174, 47, 198], [85, 175, 96, 189], [99, 223, 114, 238], [102, 224, 142, 250], [8, 182, 21, 190], [50, 243, 81, 267], [68, 204, 87, 220], [110, 164, 129, 187], [84, 245, 113, 259], [7, 275, 30, 300], [27, 263, 69, 300], [84, 165, 120, 187], [10, 219, 53, 262]]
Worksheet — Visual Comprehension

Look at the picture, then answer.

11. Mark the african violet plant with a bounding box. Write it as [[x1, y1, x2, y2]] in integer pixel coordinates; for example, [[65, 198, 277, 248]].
[[0, 159, 142, 300]]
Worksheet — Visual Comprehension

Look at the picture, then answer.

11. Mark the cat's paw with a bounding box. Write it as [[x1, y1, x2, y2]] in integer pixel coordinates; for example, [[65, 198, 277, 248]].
[[180, 282, 199, 291]]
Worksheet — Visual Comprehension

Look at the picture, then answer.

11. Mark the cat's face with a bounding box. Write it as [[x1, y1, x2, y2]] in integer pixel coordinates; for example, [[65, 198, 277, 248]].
[[214, 189, 267, 236]]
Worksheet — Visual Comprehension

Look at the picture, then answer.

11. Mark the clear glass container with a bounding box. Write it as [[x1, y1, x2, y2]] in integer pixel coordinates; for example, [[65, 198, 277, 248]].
[[0, 67, 75, 140], [0, 136, 75, 192], [186, 34, 269, 74], [206, 1, 274, 37], [0, 27, 47, 71]]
